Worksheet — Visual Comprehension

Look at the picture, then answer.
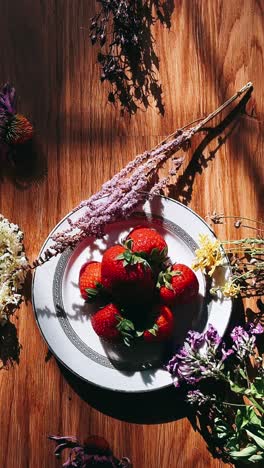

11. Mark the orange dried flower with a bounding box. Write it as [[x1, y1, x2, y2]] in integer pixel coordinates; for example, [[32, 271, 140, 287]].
[[5, 113, 33, 145]]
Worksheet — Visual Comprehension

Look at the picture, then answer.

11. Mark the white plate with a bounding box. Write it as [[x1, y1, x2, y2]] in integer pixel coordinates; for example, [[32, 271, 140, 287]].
[[32, 197, 232, 392]]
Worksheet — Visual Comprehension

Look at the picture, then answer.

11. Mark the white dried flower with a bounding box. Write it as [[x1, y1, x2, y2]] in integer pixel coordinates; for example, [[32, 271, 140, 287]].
[[0, 214, 28, 324]]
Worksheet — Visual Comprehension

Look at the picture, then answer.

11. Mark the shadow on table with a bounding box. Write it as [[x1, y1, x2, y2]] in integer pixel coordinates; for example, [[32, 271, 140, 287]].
[[168, 88, 253, 206], [60, 362, 190, 424], [0, 320, 21, 369], [0, 138, 47, 189]]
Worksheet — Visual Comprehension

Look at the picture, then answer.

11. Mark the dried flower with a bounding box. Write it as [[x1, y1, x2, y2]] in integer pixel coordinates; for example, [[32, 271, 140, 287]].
[[0, 214, 28, 324], [230, 324, 264, 360], [222, 280, 241, 298], [211, 280, 241, 298], [33, 83, 253, 267], [0, 84, 33, 146], [166, 324, 225, 387], [89, 1, 175, 114], [167, 322, 264, 464], [192, 234, 224, 276], [49, 435, 131, 467], [5, 113, 33, 145], [186, 389, 213, 406]]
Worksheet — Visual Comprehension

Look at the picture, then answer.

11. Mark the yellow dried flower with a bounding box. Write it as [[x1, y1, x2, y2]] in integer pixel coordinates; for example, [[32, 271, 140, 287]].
[[192, 234, 223, 276], [222, 281, 241, 298]]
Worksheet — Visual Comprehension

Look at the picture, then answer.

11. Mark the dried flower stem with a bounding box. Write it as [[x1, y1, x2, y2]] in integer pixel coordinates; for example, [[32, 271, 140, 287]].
[[34, 83, 253, 267]]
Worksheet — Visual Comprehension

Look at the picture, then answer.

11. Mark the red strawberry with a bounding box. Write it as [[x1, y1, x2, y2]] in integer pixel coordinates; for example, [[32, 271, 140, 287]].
[[101, 244, 154, 305], [157, 263, 199, 305], [143, 305, 174, 342], [79, 261, 102, 301], [91, 303, 135, 344], [126, 226, 168, 264]]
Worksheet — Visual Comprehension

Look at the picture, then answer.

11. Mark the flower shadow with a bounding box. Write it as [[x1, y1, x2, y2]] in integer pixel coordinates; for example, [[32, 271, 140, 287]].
[[246, 298, 264, 354], [93, 0, 175, 115], [0, 320, 21, 369], [168, 88, 253, 205], [0, 137, 47, 189]]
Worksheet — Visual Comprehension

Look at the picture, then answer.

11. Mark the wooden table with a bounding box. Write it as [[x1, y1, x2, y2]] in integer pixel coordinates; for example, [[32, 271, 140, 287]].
[[0, 1, 263, 467]]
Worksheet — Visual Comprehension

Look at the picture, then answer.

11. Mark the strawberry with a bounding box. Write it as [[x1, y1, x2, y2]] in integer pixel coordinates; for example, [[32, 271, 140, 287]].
[[101, 244, 154, 305], [143, 305, 174, 342], [91, 303, 135, 345], [157, 263, 199, 305], [126, 226, 168, 265], [79, 261, 102, 301]]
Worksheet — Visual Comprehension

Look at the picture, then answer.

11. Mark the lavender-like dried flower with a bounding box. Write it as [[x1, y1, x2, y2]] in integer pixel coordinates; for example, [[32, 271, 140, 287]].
[[35, 83, 253, 268], [49, 435, 131, 468]]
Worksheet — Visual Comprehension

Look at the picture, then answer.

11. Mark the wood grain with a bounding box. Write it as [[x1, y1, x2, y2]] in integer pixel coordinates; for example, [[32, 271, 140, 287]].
[[0, 1, 263, 467]]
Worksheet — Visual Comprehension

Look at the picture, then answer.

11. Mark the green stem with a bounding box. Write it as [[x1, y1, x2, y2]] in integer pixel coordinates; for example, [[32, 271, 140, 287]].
[[248, 397, 264, 414], [219, 216, 264, 226], [222, 402, 247, 408]]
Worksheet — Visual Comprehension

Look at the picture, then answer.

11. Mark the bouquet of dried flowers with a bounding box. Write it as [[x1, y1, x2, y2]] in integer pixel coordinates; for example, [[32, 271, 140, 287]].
[[167, 322, 264, 464], [0, 214, 28, 324], [167, 214, 264, 464], [192, 229, 263, 299]]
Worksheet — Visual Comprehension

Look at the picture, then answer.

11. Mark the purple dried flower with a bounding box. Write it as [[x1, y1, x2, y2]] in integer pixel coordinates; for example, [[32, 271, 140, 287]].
[[230, 326, 248, 343], [49, 435, 131, 468], [166, 324, 226, 387], [0, 83, 16, 117], [205, 324, 221, 347], [221, 345, 234, 361], [247, 322, 264, 335], [230, 324, 258, 360], [187, 330, 205, 350], [186, 389, 212, 406]]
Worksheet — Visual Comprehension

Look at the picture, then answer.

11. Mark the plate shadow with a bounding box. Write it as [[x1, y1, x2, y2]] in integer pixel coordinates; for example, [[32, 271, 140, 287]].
[[59, 362, 190, 424]]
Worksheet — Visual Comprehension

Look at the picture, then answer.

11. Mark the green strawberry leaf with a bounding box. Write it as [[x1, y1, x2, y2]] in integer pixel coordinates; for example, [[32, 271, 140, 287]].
[[116, 315, 136, 346], [156, 268, 178, 291], [116, 253, 125, 260], [86, 287, 98, 297], [124, 238, 133, 251], [149, 246, 169, 265], [85, 286, 105, 303], [123, 337, 132, 347], [136, 331, 144, 337], [147, 323, 159, 336], [171, 270, 182, 277], [116, 250, 150, 269]]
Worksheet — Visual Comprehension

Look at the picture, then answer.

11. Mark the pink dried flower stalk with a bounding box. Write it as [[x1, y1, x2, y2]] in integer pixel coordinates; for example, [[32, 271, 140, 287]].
[[34, 83, 253, 267]]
